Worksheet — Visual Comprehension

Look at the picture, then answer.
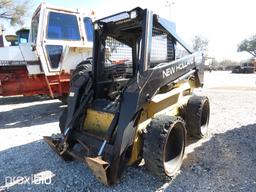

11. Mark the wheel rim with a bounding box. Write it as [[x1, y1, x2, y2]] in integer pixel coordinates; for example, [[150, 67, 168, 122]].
[[163, 121, 185, 176], [200, 99, 210, 136]]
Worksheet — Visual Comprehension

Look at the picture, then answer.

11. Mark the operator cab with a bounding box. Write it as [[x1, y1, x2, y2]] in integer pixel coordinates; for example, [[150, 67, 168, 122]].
[[93, 8, 190, 100]]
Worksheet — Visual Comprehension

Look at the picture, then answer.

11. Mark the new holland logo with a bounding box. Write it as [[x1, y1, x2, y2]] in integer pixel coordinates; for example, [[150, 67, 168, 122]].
[[162, 58, 194, 78]]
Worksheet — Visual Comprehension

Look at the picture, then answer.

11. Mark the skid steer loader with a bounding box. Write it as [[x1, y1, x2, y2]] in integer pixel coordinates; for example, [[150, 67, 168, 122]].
[[44, 7, 210, 185]]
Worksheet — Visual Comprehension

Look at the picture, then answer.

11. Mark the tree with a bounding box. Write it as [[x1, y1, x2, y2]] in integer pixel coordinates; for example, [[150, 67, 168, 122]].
[[237, 35, 256, 57], [0, 0, 29, 25], [192, 35, 208, 52]]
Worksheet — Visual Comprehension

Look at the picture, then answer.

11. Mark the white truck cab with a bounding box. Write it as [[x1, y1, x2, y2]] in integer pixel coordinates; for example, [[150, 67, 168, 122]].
[[0, 3, 93, 98]]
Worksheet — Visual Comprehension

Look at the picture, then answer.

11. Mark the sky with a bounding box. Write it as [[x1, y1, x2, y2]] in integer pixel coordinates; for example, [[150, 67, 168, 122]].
[[4, 0, 256, 61]]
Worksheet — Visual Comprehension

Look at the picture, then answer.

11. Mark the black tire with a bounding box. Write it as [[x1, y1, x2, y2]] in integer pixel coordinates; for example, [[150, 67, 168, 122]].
[[186, 96, 210, 138], [71, 60, 92, 85], [59, 60, 92, 134], [59, 108, 67, 134], [143, 115, 186, 179]]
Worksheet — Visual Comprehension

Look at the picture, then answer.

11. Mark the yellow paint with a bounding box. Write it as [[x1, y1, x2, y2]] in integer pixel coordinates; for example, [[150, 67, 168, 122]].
[[127, 132, 143, 165], [82, 81, 195, 164], [127, 81, 193, 163], [83, 109, 115, 136]]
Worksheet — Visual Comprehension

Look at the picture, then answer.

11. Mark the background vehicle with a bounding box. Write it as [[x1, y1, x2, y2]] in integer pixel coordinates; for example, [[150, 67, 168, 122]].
[[44, 7, 210, 185], [232, 62, 255, 73], [4, 28, 30, 46], [0, 3, 93, 100]]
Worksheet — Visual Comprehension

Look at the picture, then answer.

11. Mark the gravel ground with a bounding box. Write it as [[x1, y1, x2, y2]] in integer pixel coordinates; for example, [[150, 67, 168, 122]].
[[0, 71, 256, 192]]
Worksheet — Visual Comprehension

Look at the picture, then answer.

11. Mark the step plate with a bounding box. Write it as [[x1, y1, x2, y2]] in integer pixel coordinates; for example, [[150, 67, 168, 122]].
[[85, 157, 109, 185]]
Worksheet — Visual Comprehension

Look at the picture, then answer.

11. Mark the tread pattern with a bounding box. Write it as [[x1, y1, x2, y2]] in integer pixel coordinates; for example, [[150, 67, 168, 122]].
[[71, 61, 92, 87], [186, 96, 210, 138], [143, 115, 186, 179], [59, 61, 92, 134]]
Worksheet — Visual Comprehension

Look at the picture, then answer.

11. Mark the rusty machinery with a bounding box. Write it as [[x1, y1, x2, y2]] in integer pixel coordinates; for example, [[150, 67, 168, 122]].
[[44, 7, 210, 185]]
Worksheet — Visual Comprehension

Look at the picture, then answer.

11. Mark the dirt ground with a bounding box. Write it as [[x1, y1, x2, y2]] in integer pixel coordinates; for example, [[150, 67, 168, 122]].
[[0, 71, 255, 192]]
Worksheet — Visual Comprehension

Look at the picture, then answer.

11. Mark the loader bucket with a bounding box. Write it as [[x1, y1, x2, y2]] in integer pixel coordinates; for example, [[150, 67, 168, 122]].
[[44, 136, 110, 184], [85, 157, 109, 185], [43, 136, 61, 154], [43, 136, 73, 161]]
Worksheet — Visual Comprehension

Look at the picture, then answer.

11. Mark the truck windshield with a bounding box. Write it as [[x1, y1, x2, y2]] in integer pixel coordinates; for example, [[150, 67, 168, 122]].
[[83, 17, 93, 42], [47, 12, 80, 40]]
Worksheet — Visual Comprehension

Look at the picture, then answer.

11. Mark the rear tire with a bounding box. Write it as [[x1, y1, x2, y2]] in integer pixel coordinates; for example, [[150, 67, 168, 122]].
[[186, 96, 210, 138], [143, 115, 186, 179]]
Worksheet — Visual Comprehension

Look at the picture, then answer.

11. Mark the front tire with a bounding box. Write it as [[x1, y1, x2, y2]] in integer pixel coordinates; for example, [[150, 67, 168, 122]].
[[143, 115, 186, 179], [71, 60, 92, 86], [59, 60, 92, 134]]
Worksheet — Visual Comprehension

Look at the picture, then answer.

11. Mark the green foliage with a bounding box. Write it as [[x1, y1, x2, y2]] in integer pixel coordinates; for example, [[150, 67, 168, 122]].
[[0, 0, 29, 25], [208, 58, 239, 71], [192, 35, 208, 52], [237, 35, 256, 57]]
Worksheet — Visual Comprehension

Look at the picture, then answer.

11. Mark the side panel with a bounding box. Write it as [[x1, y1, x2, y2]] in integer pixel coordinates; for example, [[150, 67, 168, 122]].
[[61, 46, 92, 73], [0, 66, 70, 97], [114, 52, 204, 158], [0, 66, 48, 96], [19, 43, 42, 75], [0, 44, 42, 75], [0, 46, 25, 66]]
